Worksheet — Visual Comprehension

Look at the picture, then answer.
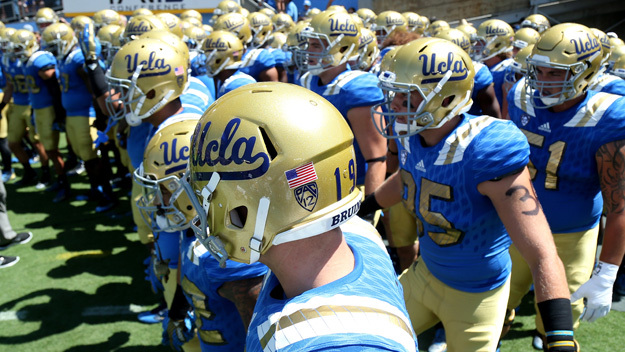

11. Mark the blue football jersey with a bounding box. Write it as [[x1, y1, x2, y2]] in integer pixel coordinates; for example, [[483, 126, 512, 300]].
[[24, 51, 57, 109], [508, 84, 625, 233], [400, 114, 529, 292], [487, 58, 513, 110], [58, 48, 95, 117], [155, 230, 182, 269], [589, 73, 625, 96], [181, 76, 214, 114], [217, 70, 256, 98], [467, 61, 494, 115], [180, 233, 268, 351], [2, 57, 30, 105], [239, 48, 277, 81], [268, 48, 288, 68], [300, 68, 384, 185], [246, 218, 417, 352]]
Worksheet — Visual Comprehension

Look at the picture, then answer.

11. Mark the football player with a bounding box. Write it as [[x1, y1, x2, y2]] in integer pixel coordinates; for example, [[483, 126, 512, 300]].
[[135, 116, 267, 351], [0, 27, 49, 187], [363, 38, 574, 351], [436, 28, 502, 118], [12, 29, 69, 202], [506, 23, 625, 348], [214, 12, 279, 82], [182, 82, 417, 351], [202, 30, 256, 98], [297, 10, 387, 198], [473, 19, 515, 114], [41, 23, 116, 212], [588, 28, 625, 96]]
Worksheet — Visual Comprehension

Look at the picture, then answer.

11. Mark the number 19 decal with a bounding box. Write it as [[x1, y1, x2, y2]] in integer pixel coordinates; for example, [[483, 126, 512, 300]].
[[334, 158, 356, 201]]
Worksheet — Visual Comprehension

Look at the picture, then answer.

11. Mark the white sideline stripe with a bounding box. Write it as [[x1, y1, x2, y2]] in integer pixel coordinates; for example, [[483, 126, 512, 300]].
[[0, 305, 153, 321], [0, 311, 26, 321], [82, 304, 154, 317]]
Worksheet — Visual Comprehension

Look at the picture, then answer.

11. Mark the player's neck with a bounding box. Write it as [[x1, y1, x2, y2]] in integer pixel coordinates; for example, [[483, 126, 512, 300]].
[[419, 115, 462, 147], [261, 227, 354, 298], [316, 63, 348, 86], [550, 93, 586, 113], [147, 98, 183, 127]]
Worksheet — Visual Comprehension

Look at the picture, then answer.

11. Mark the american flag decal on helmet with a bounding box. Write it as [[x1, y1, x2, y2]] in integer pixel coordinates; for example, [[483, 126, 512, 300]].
[[285, 162, 317, 189]]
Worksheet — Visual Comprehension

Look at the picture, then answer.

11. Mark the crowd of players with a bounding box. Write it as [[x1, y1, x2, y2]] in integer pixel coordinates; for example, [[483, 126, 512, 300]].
[[1, 1, 625, 351]]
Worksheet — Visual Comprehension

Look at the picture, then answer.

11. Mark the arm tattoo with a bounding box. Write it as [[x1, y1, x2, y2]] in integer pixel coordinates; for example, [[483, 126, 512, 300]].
[[505, 185, 540, 216], [596, 140, 625, 214], [218, 276, 264, 330]]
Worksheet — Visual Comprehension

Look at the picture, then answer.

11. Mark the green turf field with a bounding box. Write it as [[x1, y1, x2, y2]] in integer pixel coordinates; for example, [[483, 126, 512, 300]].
[[1, 143, 624, 351]]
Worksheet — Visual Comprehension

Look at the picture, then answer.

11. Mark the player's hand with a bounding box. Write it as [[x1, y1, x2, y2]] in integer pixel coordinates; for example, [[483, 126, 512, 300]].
[[162, 316, 194, 351], [78, 23, 98, 63], [570, 261, 618, 322]]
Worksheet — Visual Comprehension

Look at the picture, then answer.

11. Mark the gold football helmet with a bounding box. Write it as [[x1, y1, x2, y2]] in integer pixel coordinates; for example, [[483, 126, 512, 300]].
[[180, 9, 203, 22], [521, 14, 550, 33], [306, 8, 321, 19], [214, 12, 252, 46], [0, 27, 16, 56], [248, 12, 273, 48], [182, 25, 208, 52], [610, 37, 625, 50], [258, 7, 276, 19], [526, 23, 602, 108], [35, 7, 58, 30], [213, 0, 241, 16], [372, 10, 407, 44], [70, 16, 94, 33], [506, 44, 533, 84], [591, 28, 611, 69], [402, 12, 424, 34], [41, 23, 77, 60], [11, 29, 39, 63], [355, 27, 379, 70], [156, 13, 183, 38], [98, 24, 122, 66], [94, 9, 121, 31], [183, 82, 361, 266], [266, 31, 287, 49], [123, 15, 168, 44], [202, 24, 213, 35], [182, 17, 202, 29], [202, 30, 245, 77], [513, 27, 540, 50], [608, 44, 625, 73], [139, 30, 190, 66], [435, 28, 471, 53], [298, 10, 360, 75], [135, 117, 198, 232], [105, 38, 189, 126], [132, 8, 153, 17], [272, 13, 294, 35], [372, 38, 475, 138], [285, 20, 310, 72], [611, 50, 625, 79], [356, 8, 376, 29], [456, 21, 477, 43], [429, 20, 450, 36], [239, 8, 250, 18], [326, 5, 347, 13], [473, 19, 514, 61]]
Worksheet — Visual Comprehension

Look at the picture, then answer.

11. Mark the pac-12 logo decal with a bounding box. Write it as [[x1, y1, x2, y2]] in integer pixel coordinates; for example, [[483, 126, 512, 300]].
[[400, 150, 408, 166], [295, 182, 318, 212], [521, 114, 531, 126]]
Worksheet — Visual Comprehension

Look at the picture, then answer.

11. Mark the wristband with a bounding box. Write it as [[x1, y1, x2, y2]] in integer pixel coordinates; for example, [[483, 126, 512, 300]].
[[365, 155, 387, 163], [358, 193, 383, 217], [537, 298, 576, 351], [85, 63, 109, 98]]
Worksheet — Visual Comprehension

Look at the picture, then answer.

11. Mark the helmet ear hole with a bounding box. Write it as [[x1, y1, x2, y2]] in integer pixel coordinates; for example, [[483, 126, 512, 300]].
[[230, 206, 248, 228], [442, 95, 455, 108], [146, 89, 156, 99]]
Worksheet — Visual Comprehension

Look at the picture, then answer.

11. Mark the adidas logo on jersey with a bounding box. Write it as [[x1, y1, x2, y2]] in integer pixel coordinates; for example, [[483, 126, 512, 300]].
[[415, 160, 427, 172], [538, 122, 551, 133]]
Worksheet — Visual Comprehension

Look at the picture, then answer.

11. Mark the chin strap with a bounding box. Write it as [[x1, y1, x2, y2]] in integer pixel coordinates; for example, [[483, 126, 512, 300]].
[[249, 197, 270, 264]]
